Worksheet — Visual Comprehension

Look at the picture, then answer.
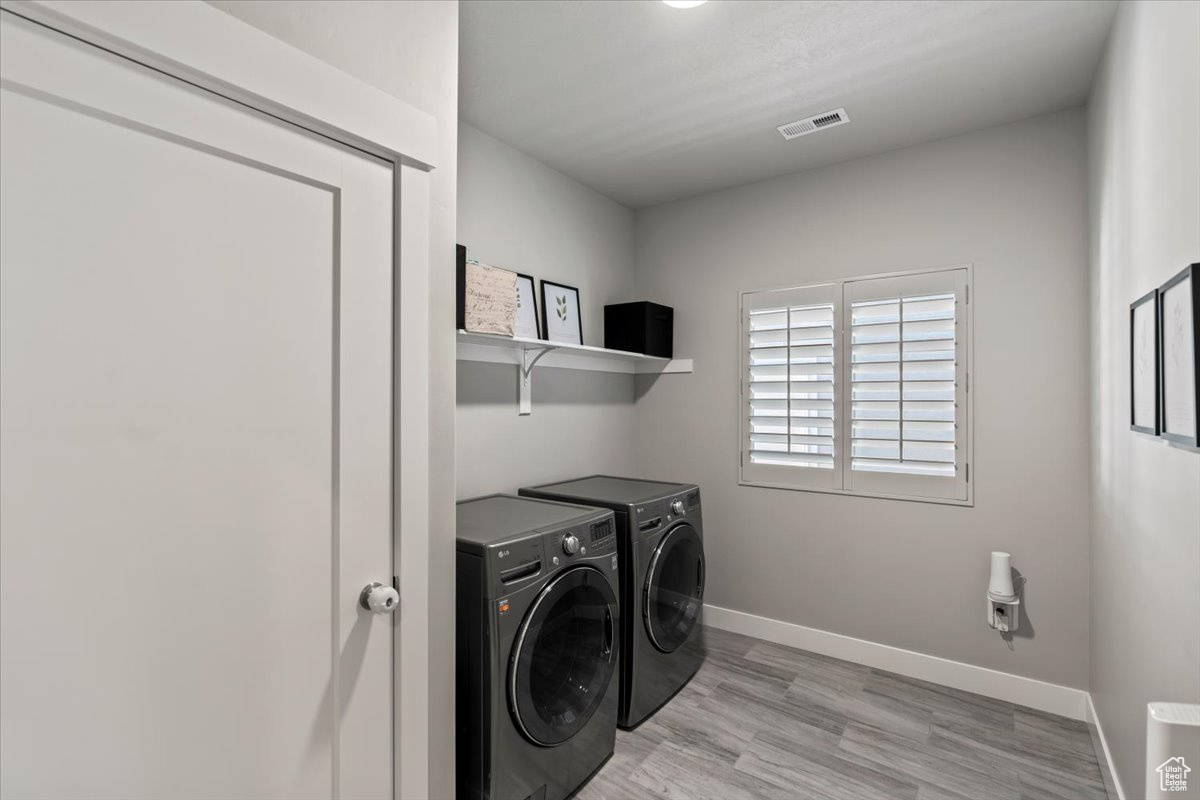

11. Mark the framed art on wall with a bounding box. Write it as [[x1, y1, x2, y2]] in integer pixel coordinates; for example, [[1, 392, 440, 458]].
[[540, 280, 583, 345], [461, 261, 517, 336], [1158, 262, 1199, 447], [455, 244, 518, 336], [514, 273, 540, 339], [1130, 288, 1159, 434]]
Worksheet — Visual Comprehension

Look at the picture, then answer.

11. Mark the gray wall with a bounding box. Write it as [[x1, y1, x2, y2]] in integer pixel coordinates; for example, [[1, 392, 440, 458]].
[[634, 110, 1092, 689], [206, 3, 459, 796], [1088, 0, 1200, 791], [456, 123, 638, 498]]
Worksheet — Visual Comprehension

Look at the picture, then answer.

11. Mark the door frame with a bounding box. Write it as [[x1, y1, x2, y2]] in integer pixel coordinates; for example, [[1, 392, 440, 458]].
[[0, 2, 438, 797]]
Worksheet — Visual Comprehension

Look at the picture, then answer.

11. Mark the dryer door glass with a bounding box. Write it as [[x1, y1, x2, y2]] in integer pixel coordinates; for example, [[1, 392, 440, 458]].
[[509, 565, 618, 746], [644, 523, 705, 653]]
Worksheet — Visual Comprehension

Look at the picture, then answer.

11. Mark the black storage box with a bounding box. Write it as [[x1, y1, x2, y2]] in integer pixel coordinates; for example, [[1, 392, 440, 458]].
[[604, 301, 673, 358]]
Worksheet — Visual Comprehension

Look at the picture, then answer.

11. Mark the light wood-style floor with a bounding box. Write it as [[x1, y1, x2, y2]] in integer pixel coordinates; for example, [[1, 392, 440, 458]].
[[576, 626, 1108, 800]]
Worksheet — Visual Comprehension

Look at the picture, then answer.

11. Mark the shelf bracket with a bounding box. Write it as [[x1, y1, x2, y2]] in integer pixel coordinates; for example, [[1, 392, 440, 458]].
[[518, 345, 556, 415]]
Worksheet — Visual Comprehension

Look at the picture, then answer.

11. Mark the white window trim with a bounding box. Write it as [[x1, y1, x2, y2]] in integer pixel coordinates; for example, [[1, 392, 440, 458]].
[[738, 263, 973, 507]]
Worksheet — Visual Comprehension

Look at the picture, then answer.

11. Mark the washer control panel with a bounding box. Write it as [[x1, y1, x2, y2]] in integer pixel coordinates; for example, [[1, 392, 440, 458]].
[[547, 513, 616, 566], [634, 490, 698, 537], [589, 517, 614, 544], [482, 507, 617, 597]]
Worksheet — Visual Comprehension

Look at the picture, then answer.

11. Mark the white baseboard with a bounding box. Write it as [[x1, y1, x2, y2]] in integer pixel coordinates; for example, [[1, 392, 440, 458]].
[[1085, 693, 1127, 800], [702, 603, 1089, 721]]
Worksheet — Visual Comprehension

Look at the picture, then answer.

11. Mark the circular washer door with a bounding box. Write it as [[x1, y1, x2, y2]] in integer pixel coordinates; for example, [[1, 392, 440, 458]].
[[509, 565, 618, 746], [643, 523, 705, 653]]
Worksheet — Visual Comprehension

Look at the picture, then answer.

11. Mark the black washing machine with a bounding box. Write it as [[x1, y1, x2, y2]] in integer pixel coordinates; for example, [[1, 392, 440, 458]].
[[456, 494, 620, 800], [520, 477, 705, 729]]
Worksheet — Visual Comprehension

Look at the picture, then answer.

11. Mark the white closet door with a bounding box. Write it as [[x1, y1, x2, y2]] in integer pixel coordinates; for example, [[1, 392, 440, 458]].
[[0, 10, 394, 799]]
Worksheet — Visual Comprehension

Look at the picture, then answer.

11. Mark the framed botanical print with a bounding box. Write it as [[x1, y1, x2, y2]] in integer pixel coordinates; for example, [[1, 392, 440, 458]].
[[540, 280, 583, 345], [514, 273, 540, 339], [1158, 263, 1199, 447], [1130, 288, 1159, 434]]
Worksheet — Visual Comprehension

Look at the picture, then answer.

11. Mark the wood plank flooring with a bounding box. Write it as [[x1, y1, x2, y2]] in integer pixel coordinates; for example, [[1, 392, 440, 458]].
[[576, 626, 1108, 800]]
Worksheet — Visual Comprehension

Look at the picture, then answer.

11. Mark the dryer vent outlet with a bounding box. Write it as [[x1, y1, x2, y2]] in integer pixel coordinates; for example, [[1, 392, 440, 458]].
[[777, 108, 850, 140]]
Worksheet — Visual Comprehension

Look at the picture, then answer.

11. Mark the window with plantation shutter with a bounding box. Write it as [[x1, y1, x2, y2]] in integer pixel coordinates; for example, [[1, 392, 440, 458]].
[[740, 266, 970, 504], [742, 283, 841, 489], [844, 269, 968, 500]]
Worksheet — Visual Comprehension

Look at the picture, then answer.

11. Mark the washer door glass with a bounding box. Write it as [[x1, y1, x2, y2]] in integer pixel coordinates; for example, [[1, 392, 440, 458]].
[[644, 523, 705, 653], [509, 565, 618, 746]]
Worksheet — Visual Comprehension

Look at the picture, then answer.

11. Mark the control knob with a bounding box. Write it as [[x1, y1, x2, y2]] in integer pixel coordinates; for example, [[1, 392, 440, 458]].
[[562, 534, 581, 555], [671, 499, 685, 516]]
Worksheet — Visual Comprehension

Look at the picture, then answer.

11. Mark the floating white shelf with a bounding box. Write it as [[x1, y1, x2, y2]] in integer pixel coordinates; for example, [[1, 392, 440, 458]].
[[456, 330, 693, 415]]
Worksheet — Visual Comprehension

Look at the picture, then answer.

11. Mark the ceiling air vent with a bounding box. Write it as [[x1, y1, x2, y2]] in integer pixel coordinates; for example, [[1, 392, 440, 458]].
[[777, 108, 849, 140]]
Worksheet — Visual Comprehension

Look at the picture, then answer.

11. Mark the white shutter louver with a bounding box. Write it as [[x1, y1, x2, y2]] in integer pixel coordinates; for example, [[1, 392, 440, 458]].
[[741, 267, 969, 503], [748, 302, 836, 468], [849, 292, 956, 477]]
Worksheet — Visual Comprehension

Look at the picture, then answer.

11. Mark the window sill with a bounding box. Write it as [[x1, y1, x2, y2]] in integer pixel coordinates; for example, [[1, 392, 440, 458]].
[[736, 479, 973, 507]]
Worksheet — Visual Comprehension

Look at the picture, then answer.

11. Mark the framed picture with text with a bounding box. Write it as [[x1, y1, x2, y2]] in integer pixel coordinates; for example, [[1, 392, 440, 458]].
[[1130, 288, 1159, 435], [1158, 263, 1199, 447], [540, 280, 583, 345], [514, 273, 540, 339]]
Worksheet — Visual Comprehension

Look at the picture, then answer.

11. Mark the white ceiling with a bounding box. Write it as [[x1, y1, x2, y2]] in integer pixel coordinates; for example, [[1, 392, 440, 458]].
[[460, 0, 1117, 209]]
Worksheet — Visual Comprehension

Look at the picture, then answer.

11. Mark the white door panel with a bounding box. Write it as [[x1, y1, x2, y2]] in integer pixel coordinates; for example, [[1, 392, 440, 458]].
[[0, 10, 393, 799]]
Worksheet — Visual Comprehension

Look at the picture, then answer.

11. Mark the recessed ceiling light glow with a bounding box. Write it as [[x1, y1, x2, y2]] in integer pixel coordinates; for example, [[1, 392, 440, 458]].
[[663, 0, 707, 8]]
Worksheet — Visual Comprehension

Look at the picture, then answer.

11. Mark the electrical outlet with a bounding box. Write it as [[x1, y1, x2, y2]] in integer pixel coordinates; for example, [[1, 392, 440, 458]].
[[986, 595, 1020, 632]]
